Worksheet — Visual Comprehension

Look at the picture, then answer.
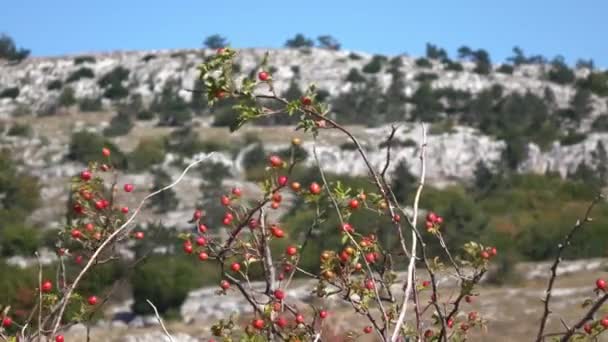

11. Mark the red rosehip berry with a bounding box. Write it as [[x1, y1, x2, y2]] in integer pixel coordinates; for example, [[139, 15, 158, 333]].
[[392, 214, 401, 222], [220, 195, 230, 206], [584, 323, 592, 334], [468, 312, 477, 321], [277, 273, 285, 281], [602, 317, 608, 328], [71, 229, 82, 239], [422, 280, 431, 287], [193, 210, 203, 220], [95, 200, 105, 210], [465, 295, 473, 303], [270, 201, 280, 209], [74, 255, 83, 264], [222, 217, 232, 225], [220, 280, 230, 290], [248, 219, 258, 229], [85, 223, 94, 232], [252, 319, 265, 330], [278, 175, 288, 186], [271, 226, 285, 238], [365, 279, 375, 290], [87, 296, 98, 305], [123, 184, 134, 193], [460, 323, 469, 331], [319, 310, 328, 319], [424, 329, 433, 338], [80, 170, 92, 181], [41, 280, 53, 293], [283, 264, 293, 273], [196, 236, 207, 246], [258, 71, 269, 81], [295, 314, 305, 324], [348, 199, 359, 210], [309, 182, 321, 195], [363, 326, 373, 334], [102, 147, 111, 157], [198, 252, 209, 261], [73, 203, 84, 214], [215, 90, 226, 99], [341, 223, 354, 233], [447, 318, 454, 329], [198, 224, 208, 233], [427, 212, 438, 223], [55, 335, 65, 342], [2, 316, 12, 328], [269, 155, 283, 168], [57, 248, 65, 256], [121, 207, 129, 214], [274, 289, 285, 300], [480, 251, 490, 259], [300, 96, 312, 106], [436, 216, 444, 224], [286, 246, 297, 256], [231, 187, 242, 197], [272, 192, 282, 203], [275, 317, 288, 328], [596, 278, 607, 291], [134, 231, 144, 240], [355, 263, 363, 271], [365, 252, 376, 264], [183, 241, 193, 254], [273, 302, 282, 312], [230, 262, 241, 272], [490, 247, 497, 256], [100, 164, 110, 172]]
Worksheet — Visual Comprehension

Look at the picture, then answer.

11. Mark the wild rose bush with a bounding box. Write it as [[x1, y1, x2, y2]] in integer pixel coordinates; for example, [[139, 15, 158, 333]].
[[0, 48, 607, 342]]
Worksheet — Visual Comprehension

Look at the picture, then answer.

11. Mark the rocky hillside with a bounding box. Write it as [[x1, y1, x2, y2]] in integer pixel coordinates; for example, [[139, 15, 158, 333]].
[[1, 47, 607, 229]]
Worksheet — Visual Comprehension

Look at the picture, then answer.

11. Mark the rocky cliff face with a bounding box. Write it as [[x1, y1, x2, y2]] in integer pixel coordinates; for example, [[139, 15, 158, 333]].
[[1, 48, 607, 228]]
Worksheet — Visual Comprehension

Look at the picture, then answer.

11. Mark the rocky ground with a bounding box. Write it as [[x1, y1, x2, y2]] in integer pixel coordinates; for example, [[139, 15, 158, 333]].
[[62, 258, 608, 341]]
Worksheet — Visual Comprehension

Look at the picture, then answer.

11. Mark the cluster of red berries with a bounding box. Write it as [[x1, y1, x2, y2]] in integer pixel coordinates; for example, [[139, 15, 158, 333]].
[[425, 211, 443, 231], [480, 246, 498, 260]]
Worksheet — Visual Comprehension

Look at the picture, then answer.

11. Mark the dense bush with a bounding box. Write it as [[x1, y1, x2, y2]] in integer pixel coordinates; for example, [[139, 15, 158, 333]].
[[147, 170, 179, 213], [362, 55, 387, 73], [73, 56, 96, 65], [46, 79, 63, 91], [415, 57, 433, 68], [128, 137, 166, 171], [443, 60, 464, 71], [78, 97, 103, 112], [151, 81, 192, 126], [203, 34, 228, 49], [345, 68, 366, 83], [284, 33, 314, 48], [0, 87, 20, 99], [496, 64, 514, 74], [67, 131, 126, 167], [104, 112, 134, 137], [66, 67, 95, 83], [131, 255, 214, 315], [578, 71, 608, 96], [58, 87, 76, 107], [98, 66, 130, 88], [6, 123, 32, 137]]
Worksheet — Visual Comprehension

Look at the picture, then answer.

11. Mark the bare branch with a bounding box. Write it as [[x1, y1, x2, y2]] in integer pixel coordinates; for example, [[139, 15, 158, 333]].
[[146, 300, 175, 342]]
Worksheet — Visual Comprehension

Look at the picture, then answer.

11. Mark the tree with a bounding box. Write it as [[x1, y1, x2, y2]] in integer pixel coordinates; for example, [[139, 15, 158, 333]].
[[576, 58, 594, 70], [410, 82, 443, 122], [457, 45, 473, 59], [284, 33, 314, 48], [507, 46, 526, 66], [103, 111, 134, 137], [317, 35, 340, 50], [390, 160, 416, 202], [203, 34, 228, 49], [0, 34, 30, 62], [472, 49, 492, 75], [147, 169, 179, 213], [548, 56, 575, 84], [425, 43, 448, 60]]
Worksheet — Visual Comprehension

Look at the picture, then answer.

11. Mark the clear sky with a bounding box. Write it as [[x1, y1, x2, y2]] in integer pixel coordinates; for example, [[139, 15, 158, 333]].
[[2, 0, 606, 67]]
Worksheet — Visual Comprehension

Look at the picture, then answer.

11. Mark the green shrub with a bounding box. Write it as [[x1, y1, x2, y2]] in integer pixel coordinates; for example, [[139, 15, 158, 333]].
[[128, 137, 166, 171], [103, 84, 129, 100], [578, 71, 608, 97], [415, 58, 432, 68], [345, 68, 366, 83], [444, 60, 464, 71], [7, 123, 32, 137], [496, 64, 514, 75], [0, 225, 40, 256], [141, 54, 157, 62], [103, 112, 134, 137], [591, 115, 608, 131], [67, 131, 126, 167], [547, 56, 575, 84], [0, 34, 30, 62], [362, 55, 386, 73], [131, 255, 216, 315], [560, 131, 587, 145], [0, 262, 46, 313], [66, 67, 95, 83], [0, 87, 19, 99], [58, 87, 76, 107], [78, 97, 102, 112], [348, 52, 362, 60], [136, 110, 155, 120], [46, 79, 63, 91], [98, 66, 130, 88], [414, 72, 438, 82], [73, 56, 96, 65]]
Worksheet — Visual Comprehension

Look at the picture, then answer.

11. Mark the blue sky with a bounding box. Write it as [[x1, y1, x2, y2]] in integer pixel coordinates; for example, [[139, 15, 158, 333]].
[[2, 0, 606, 67]]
